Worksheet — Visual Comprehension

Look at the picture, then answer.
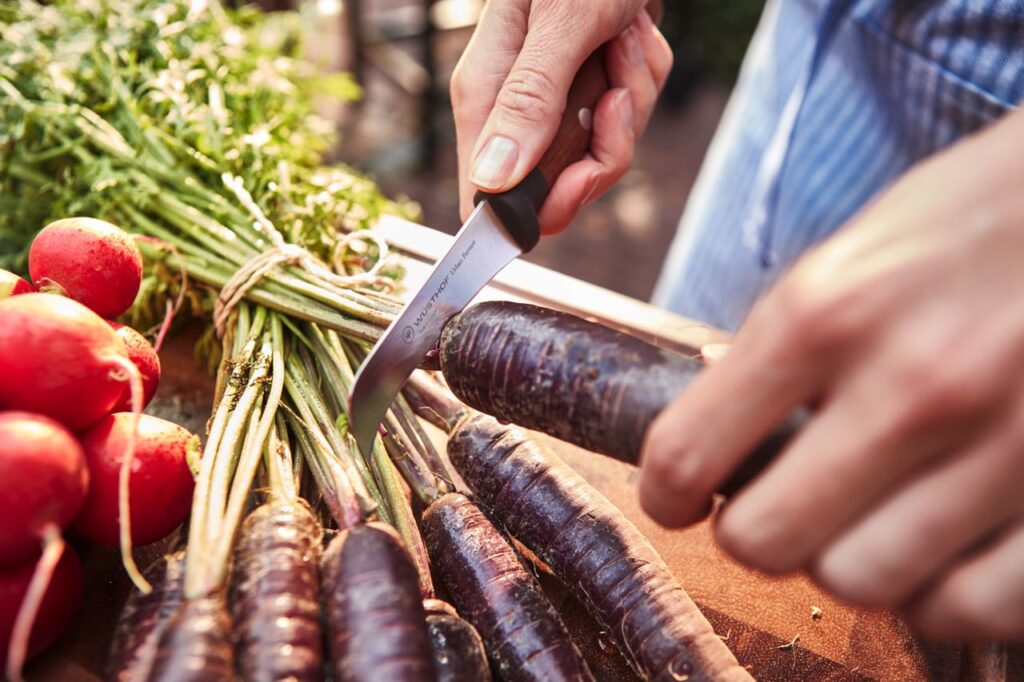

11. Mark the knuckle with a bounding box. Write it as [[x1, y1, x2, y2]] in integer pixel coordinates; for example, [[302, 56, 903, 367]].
[[932, 579, 991, 633], [772, 283, 855, 356], [643, 441, 697, 495], [920, 371, 982, 419], [496, 64, 563, 125], [1006, 410, 1024, 453], [891, 352, 987, 429], [607, 144, 636, 177], [449, 64, 468, 106], [650, 35, 675, 85], [815, 543, 912, 607], [771, 258, 885, 357], [539, 0, 620, 34]]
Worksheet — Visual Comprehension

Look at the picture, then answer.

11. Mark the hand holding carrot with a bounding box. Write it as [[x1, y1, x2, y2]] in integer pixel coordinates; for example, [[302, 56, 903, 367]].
[[452, 0, 673, 234], [640, 107, 1024, 640]]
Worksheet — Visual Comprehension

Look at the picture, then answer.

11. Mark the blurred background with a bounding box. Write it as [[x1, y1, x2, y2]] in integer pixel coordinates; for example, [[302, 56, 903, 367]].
[[262, 0, 766, 301]]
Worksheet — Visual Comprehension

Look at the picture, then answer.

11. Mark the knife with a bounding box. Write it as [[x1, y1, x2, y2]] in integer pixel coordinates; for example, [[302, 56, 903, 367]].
[[349, 1, 665, 457]]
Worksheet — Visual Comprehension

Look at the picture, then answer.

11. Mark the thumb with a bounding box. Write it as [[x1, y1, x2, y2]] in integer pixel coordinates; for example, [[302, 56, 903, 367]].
[[467, 23, 605, 193]]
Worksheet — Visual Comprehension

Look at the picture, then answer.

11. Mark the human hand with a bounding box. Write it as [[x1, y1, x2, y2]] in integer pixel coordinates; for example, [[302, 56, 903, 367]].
[[640, 108, 1024, 640], [451, 0, 672, 234]]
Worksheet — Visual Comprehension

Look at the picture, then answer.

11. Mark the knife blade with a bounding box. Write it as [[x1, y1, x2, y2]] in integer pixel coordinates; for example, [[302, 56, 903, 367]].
[[348, 201, 522, 453], [349, 0, 665, 457]]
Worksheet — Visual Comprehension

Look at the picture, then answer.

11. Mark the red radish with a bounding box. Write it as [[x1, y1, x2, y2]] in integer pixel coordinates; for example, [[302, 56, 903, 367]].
[[0, 270, 33, 300], [0, 294, 147, 592], [28, 217, 142, 319], [74, 413, 196, 548], [1, 540, 82, 678], [0, 413, 88, 566], [109, 322, 161, 412], [0, 294, 138, 431]]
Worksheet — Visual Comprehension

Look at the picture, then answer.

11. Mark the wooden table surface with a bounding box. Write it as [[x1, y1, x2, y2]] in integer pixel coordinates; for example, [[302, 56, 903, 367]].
[[25, 220, 1020, 681]]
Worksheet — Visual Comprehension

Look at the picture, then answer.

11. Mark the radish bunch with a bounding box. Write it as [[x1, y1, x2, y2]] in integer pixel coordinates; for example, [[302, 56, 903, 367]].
[[0, 218, 197, 680]]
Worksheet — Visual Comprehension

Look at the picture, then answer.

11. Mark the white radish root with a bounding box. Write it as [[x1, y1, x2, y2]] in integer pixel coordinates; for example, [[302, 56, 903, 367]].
[[5, 525, 64, 682], [108, 355, 150, 594]]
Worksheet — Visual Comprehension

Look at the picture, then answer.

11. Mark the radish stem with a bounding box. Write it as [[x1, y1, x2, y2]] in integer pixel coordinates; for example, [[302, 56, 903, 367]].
[[108, 353, 150, 593]]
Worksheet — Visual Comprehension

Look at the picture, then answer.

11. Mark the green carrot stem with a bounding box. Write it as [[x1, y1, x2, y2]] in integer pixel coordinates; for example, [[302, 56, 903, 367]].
[[290, 268, 402, 316], [138, 187, 398, 328], [403, 373, 465, 432], [153, 193, 260, 260], [265, 415, 297, 501], [284, 407, 364, 529], [283, 367, 377, 517], [382, 413, 441, 506], [380, 421, 439, 506], [369, 437, 434, 598], [190, 339, 271, 596], [184, 334, 259, 594], [204, 340, 271, 534], [284, 356, 382, 506], [135, 240, 387, 340], [269, 269, 394, 327], [212, 314, 287, 578], [124, 205, 235, 272], [392, 394, 451, 493]]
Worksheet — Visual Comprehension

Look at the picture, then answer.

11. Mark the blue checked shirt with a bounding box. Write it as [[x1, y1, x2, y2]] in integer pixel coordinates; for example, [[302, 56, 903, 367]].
[[652, 0, 1024, 332]]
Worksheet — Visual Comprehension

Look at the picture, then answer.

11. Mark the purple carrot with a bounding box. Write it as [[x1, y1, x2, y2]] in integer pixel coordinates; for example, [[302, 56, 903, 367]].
[[438, 301, 802, 492], [106, 551, 185, 682], [321, 522, 436, 681], [447, 412, 752, 681], [149, 594, 236, 681], [422, 492, 594, 682], [229, 500, 323, 682], [438, 301, 696, 460]]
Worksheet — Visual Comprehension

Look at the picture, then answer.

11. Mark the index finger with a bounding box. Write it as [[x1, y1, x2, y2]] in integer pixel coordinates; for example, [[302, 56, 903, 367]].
[[452, 3, 529, 220]]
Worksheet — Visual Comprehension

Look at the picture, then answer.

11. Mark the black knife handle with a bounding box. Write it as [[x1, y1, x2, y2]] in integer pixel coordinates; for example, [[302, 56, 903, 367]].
[[473, 0, 664, 253], [474, 168, 546, 253]]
